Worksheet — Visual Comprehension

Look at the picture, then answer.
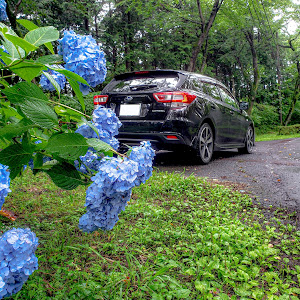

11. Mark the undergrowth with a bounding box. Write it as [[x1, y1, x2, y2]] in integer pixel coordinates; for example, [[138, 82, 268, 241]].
[[0, 170, 299, 299]]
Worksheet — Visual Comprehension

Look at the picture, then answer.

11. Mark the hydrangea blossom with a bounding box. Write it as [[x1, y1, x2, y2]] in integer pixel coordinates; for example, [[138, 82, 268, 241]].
[[74, 150, 102, 174], [0, 228, 38, 299], [58, 30, 107, 94], [79, 191, 131, 232], [39, 67, 66, 92], [79, 142, 155, 232], [0, 164, 10, 211], [129, 141, 155, 185], [75, 106, 122, 173], [0, 0, 7, 21]]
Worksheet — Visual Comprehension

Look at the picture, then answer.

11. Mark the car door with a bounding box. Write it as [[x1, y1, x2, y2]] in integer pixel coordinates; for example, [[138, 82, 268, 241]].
[[201, 82, 231, 145], [217, 86, 246, 144]]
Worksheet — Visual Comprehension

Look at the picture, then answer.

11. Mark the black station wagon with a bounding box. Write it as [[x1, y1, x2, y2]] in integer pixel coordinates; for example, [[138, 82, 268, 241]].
[[94, 70, 255, 164]]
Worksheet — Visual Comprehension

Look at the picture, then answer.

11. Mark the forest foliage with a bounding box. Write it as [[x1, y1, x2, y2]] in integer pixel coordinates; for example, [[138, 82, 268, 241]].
[[4, 0, 300, 126]]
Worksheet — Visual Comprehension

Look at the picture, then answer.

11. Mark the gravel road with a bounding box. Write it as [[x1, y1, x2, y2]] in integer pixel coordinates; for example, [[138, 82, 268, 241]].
[[155, 138, 300, 213]]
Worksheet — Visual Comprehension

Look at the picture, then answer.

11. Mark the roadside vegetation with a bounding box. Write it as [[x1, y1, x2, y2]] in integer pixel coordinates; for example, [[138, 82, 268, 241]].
[[1, 170, 299, 299]]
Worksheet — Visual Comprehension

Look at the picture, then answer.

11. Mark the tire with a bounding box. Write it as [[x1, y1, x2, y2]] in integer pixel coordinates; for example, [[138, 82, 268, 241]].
[[198, 123, 214, 164], [239, 126, 254, 154]]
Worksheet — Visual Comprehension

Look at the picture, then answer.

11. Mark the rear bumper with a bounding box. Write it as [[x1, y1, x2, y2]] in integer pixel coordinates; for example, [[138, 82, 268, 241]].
[[117, 132, 189, 151]]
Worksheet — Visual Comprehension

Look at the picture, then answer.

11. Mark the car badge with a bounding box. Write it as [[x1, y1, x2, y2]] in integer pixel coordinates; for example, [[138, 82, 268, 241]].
[[124, 96, 133, 101]]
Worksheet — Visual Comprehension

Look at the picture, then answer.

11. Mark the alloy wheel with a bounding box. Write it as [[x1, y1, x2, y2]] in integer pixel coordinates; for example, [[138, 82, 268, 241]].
[[199, 123, 214, 164]]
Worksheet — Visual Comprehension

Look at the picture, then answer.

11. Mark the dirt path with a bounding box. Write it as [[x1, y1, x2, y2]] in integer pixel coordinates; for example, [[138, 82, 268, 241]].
[[155, 138, 300, 213]]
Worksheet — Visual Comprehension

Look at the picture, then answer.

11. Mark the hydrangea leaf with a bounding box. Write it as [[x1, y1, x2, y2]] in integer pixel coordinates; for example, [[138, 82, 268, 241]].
[[47, 66, 89, 85], [46, 133, 89, 160], [3, 33, 38, 53], [9, 60, 46, 82], [3, 82, 49, 104], [35, 54, 63, 65], [17, 19, 55, 53], [54, 106, 83, 122], [46, 162, 88, 190], [0, 118, 34, 139], [41, 71, 61, 95], [24, 26, 59, 47], [18, 99, 58, 129], [68, 77, 85, 111], [0, 144, 33, 179], [16, 19, 38, 31], [0, 22, 25, 58], [87, 138, 113, 153]]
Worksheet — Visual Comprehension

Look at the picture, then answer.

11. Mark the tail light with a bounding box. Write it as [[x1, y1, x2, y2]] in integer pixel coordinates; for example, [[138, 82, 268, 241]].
[[94, 95, 108, 106], [153, 91, 196, 107]]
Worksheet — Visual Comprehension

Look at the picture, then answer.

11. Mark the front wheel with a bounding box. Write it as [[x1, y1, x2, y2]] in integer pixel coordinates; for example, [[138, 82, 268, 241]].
[[239, 126, 254, 154], [198, 123, 214, 164]]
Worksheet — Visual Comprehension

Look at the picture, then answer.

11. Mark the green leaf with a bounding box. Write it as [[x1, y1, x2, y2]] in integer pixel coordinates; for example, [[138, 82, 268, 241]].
[[17, 20, 54, 53], [0, 118, 35, 139], [46, 133, 89, 160], [46, 162, 88, 190], [17, 19, 38, 31], [195, 280, 208, 292], [4, 83, 59, 128], [3, 82, 49, 104], [9, 60, 46, 82], [48, 66, 89, 85], [19, 99, 58, 129], [0, 22, 25, 58], [0, 144, 33, 179], [35, 54, 63, 65], [33, 152, 44, 169], [174, 289, 190, 299], [42, 71, 61, 95], [68, 78, 85, 111], [3, 33, 38, 53], [87, 138, 113, 153], [54, 106, 83, 122], [24, 26, 59, 47]]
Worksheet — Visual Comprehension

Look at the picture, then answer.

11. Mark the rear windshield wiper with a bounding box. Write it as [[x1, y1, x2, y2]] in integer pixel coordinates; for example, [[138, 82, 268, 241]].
[[130, 84, 158, 91]]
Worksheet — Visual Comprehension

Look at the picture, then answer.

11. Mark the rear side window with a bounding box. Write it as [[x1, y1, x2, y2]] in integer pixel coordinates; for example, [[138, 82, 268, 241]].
[[189, 76, 203, 93], [108, 74, 180, 92], [218, 86, 239, 109], [202, 82, 222, 101]]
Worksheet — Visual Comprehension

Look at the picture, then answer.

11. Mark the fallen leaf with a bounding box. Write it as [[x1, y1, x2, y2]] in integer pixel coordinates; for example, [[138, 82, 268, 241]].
[[0, 208, 17, 221]]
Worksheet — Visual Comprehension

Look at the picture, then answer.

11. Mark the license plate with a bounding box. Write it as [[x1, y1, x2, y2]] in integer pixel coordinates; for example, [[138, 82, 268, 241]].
[[119, 104, 141, 116]]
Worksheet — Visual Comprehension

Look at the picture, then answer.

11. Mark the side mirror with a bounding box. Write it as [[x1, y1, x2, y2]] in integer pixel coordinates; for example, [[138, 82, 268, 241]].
[[239, 102, 249, 110]]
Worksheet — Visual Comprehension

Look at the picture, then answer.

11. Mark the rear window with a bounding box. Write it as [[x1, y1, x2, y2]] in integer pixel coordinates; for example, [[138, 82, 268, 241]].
[[107, 73, 180, 92]]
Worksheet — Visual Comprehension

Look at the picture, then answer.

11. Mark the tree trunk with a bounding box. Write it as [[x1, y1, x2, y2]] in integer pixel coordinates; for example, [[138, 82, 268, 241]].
[[187, 0, 223, 72], [245, 30, 260, 115], [275, 33, 283, 125], [284, 62, 300, 126]]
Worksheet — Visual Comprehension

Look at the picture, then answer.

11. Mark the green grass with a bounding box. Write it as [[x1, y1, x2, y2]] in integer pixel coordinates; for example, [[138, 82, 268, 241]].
[[1, 170, 300, 299], [255, 133, 300, 142]]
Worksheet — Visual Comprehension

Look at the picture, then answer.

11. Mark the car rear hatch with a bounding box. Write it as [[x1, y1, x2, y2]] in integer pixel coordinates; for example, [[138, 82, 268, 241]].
[[96, 70, 187, 132]]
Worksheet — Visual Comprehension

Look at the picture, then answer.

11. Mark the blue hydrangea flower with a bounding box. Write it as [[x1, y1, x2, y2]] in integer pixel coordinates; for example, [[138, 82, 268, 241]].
[[74, 150, 102, 174], [0, 228, 38, 299], [79, 142, 155, 233], [0, 164, 11, 211], [75, 106, 122, 173], [40, 67, 66, 92], [79, 190, 131, 232], [76, 106, 122, 150], [58, 30, 107, 95], [129, 141, 155, 185], [0, 0, 8, 21]]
